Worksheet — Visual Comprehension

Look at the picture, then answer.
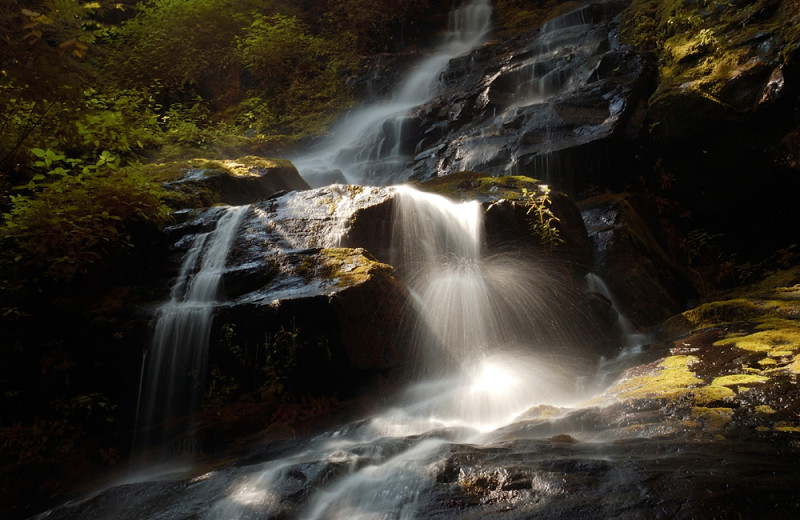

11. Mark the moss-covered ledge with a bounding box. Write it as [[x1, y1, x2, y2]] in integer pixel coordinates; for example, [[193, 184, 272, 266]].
[[131, 156, 310, 210], [587, 264, 800, 438], [621, 0, 800, 139]]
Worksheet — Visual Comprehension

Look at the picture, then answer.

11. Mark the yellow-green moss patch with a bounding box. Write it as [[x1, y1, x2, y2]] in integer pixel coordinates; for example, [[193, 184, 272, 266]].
[[321, 248, 393, 288], [714, 327, 800, 353], [775, 422, 800, 433], [419, 171, 543, 200], [711, 374, 769, 387], [692, 385, 735, 405], [755, 405, 777, 414], [612, 355, 702, 400], [691, 407, 733, 430], [787, 355, 800, 374]]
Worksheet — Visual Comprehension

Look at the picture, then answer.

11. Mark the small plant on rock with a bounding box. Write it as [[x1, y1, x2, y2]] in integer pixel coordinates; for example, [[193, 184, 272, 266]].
[[521, 185, 564, 249]]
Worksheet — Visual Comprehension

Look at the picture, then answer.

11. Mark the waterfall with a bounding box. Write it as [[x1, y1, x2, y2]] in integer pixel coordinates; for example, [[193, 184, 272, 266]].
[[199, 185, 584, 520], [135, 205, 248, 451], [388, 186, 585, 429], [34, 4, 670, 519], [291, 0, 492, 187]]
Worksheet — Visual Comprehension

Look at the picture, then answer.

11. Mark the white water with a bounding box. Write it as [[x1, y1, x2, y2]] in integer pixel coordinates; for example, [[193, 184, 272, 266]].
[[136, 205, 248, 450], [291, 0, 492, 187], [202, 186, 586, 520]]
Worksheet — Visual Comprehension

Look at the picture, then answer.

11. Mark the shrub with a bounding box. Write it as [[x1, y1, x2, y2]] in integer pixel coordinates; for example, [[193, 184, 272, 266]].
[[2, 149, 170, 280]]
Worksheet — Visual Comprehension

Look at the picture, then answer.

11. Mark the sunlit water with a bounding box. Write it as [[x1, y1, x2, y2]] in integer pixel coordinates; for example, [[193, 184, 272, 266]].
[[194, 185, 605, 520], [187, 185, 630, 520]]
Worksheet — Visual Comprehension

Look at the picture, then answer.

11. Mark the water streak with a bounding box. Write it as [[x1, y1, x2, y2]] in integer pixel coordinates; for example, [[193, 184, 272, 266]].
[[136, 205, 248, 451]]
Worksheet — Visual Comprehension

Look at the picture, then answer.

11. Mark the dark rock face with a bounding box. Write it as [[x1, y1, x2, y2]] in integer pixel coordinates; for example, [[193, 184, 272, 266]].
[[421, 435, 800, 519], [579, 193, 694, 328], [403, 0, 656, 196], [164, 186, 414, 400], [622, 0, 800, 257]]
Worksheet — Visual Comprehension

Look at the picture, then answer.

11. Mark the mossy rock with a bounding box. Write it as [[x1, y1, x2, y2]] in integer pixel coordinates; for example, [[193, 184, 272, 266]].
[[413, 171, 542, 201], [416, 171, 592, 271], [622, 0, 800, 143], [591, 264, 800, 438], [139, 156, 309, 210]]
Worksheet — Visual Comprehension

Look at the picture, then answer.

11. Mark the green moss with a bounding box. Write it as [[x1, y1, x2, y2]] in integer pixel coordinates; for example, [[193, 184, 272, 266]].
[[787, 354, 800, 374], [621, 0, 800, 140], [418, 171, 543, 201], [691, 406, 733, 430], [320, 248, 393, 288], [755, 404, 777, 414], [692, 385, 736, 405], [660, 299, 765, 337], [714, 321, 800, 353], [612, 355, 702, 400], [775, 422, 800, 433], [128, 156, 294, 184]]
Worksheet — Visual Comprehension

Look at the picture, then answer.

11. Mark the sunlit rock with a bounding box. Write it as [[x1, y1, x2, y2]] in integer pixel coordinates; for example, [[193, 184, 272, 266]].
[[157, 156, 309, 210]]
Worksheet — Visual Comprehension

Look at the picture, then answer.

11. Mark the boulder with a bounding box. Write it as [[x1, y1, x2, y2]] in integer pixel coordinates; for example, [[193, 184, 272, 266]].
[[328, 173, 597, 304], [157, 156, 309, 210], [184, 186, 414, 398]]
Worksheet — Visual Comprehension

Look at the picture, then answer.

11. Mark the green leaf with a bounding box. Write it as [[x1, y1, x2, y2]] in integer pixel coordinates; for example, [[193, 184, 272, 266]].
[[31, 148, 47, 158], [32, 174, 46, 181]]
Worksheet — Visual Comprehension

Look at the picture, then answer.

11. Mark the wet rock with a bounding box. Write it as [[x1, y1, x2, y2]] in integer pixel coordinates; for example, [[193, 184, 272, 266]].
[[422, 434, 800, 519], [413, 171, 592, 272], [411, 267, 800, 518], [579, 192, 693, 328], [206, 187, 414, 398], [403, 1, 656, 196]]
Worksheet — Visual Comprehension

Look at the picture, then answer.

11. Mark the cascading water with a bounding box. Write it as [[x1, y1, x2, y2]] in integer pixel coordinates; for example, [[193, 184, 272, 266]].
[[135, 205, 248, 452], [388, 187, 594, 428], [291, 0, 492, 187], [197, 186, 587, 520]]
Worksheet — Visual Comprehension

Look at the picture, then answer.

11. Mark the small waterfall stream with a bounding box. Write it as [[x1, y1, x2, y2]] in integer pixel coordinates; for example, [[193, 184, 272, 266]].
[[136, 205, 249, 451], [291, 0, 492, 187]]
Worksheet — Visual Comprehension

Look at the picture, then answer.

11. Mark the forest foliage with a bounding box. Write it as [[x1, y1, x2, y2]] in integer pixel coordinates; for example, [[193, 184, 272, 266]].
[[0, 0, 450, 283]]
